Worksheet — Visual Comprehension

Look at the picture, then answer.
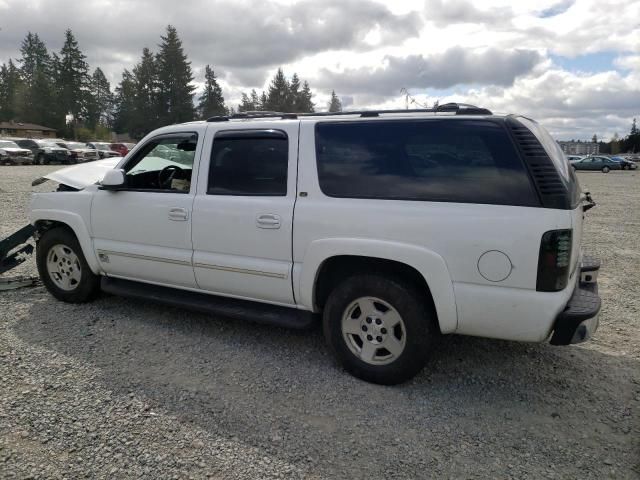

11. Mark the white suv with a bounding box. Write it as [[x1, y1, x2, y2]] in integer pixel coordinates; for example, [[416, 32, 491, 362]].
[[30, 103, 601, 384]]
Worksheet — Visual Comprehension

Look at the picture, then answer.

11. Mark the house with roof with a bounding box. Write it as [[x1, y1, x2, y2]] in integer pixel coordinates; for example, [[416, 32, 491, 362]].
[[0, 121, 57, 138]]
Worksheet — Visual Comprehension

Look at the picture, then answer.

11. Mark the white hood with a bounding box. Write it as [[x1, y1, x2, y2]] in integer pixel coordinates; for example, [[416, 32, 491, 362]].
[[32, 157, 122, 189]]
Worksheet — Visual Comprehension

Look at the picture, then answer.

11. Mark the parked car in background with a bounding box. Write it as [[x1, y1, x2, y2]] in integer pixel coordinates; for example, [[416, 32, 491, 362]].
[[86, 142, 121, 159], [55, 141, 100, 163], [571, 155, 622, 173], [15, 138, 73, 164], [0, 139, 34, 165], [610, 156, 638, 170], [109, 143, 136, 156]]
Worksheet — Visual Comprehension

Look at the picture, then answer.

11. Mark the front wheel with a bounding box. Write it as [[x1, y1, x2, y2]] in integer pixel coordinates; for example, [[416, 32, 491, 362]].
[[36, 227, 100, 303], [602, 166, 610, 173], [323, 274, 436, 385]]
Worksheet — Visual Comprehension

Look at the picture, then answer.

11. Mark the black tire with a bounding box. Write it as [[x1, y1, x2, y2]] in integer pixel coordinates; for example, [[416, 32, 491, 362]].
[[323, 274, 435, 385], [36, 227, 100, 303], [602, 166, 610, 173]]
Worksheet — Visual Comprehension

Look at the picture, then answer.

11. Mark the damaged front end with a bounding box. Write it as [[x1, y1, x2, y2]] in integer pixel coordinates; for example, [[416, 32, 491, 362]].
[[2, 158, 121, 281]]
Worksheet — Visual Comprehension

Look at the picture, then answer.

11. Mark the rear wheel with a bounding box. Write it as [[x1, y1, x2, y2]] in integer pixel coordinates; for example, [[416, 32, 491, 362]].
[[36, 227, 100, 303], [602, 166, 610, 173], [323, 274, 435, 385]]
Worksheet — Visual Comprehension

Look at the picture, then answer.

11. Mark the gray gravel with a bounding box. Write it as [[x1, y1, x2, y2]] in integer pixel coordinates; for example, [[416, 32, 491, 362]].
[[0, 165, 638, 479]]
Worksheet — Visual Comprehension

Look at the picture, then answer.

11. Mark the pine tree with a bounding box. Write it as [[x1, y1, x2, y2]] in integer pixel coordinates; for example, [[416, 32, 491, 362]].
[[288, 73, 300, 112], [197, 65, 226, 118], [155, 25, 195, 125], [591, 134, 597, 144], [238, 93, 252, 112], [299, 80, 314, 113], [265, 68, 290, 111], [113, 69, 136, 135], [250, 90, 260, 111], [18, 30, 56, 127], [55, 29, 91, 128], [328, 90, 342, 112], [131, 47, 159, 137], [0, 60, 22, 122], [631, 118, 638, 136], [259, 91, 267, 111], [86, 67, 113, 129]]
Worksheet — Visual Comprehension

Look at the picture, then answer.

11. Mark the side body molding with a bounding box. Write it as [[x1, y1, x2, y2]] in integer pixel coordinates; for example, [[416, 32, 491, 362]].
[[297, 238, 458, 333]]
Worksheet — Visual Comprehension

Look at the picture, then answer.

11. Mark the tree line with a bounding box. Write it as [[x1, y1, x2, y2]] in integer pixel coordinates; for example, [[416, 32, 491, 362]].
[[594, 119, 640, 154], [0, 26, 343, 140]]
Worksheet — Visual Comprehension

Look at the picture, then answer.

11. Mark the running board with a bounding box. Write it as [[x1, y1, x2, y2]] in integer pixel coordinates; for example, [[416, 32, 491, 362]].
[[101, 277, 315, 329]]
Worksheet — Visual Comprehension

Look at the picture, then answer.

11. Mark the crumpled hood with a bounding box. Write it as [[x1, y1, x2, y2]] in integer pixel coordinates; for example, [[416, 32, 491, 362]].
[[32, 157, 122, 189]]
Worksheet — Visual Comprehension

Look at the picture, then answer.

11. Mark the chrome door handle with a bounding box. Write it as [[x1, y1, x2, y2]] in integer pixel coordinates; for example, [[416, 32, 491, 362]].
[[168, 207, 189, 221], [256, 213, 281, 229]]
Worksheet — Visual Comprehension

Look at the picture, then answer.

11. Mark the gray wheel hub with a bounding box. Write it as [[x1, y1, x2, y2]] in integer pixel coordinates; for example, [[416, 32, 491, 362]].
[[46, 244, 81, 291], [341, 296, 406, 365]]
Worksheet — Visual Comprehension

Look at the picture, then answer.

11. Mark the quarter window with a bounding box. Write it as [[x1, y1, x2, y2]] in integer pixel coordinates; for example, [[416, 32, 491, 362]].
[[208, 131, 288, 196], [315, 120, 539, 206]]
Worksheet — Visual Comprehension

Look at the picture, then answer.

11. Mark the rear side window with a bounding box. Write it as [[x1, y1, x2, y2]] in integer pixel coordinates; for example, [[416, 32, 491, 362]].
[[208, 130, 288, 196], [315, 119, 539, 206]]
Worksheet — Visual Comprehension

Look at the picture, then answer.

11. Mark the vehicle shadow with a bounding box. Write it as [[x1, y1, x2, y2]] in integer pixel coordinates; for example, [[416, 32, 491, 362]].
[[17, 290, 640, 479]]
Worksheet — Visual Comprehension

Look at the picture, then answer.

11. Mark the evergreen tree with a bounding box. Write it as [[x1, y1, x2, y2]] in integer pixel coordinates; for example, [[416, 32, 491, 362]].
[[113, 69, 136, 135], [155, 25, 195, 125], [238, 92, 253, 112], [259, 91, 267, 111], [250, 89, 260, 111], [55, 29, 91, 129], [265, 68, 289, 111], [86, 67, 113, 129], [131, 47, 159, 137], [328, 90, 342, 112], [18, 31, 56, 127], [288, 73, 300, 112], [631, 118, 639, 136], [0, 60, 22, 122], [591, 134, 597, 144], [299, 80, 314, 113], [197, 65, 226, 118]]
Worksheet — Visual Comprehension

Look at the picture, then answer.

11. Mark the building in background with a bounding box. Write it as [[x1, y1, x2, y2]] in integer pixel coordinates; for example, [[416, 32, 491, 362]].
[[0, 121, 57, 138], [558, 140, 599, 155]]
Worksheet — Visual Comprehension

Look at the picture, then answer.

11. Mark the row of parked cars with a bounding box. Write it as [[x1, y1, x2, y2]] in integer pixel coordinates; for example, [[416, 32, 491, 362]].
[[0, 138, 136, 165], [568, 154, 639, 173]]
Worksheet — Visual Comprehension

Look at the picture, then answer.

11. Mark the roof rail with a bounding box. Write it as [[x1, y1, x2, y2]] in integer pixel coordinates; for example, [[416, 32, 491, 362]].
[[205, 103, 492, 122]]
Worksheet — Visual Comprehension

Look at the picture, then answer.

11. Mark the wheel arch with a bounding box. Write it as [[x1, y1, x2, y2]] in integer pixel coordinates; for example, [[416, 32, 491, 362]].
[[297, 238, 458, 333], [32, 211, 100, 274]]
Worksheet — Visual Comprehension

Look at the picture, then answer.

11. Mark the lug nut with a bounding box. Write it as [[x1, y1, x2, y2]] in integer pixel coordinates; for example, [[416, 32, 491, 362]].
[[376, 336, 383, 342], [366, 335, 373, 341], [375, 319, 382, 325], [361, 325, 368, 332], [381, 328, 387, 334], [366, 318, 372, 324]]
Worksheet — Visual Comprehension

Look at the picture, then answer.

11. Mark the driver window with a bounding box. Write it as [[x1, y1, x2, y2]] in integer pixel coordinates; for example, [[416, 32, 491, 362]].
[[123, 134, 197, 192]]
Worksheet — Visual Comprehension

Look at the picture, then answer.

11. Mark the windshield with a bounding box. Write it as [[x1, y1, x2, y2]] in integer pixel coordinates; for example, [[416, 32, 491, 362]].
[[610, 156, 625, 162], [93, 143, 111, 150], [64, 142, 86, 149], [0, 140, 20, 148]]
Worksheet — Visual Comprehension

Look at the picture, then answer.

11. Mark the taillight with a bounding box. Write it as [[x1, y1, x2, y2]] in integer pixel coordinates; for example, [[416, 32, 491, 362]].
[[536, 229, 572, 292]]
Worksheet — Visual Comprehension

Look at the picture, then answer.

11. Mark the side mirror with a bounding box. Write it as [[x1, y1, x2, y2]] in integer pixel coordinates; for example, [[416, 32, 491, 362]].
[[100, 169, 126, 190]]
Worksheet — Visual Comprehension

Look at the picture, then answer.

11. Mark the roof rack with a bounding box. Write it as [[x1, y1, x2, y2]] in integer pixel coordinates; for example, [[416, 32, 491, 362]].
[[206, 102, 492, 122]]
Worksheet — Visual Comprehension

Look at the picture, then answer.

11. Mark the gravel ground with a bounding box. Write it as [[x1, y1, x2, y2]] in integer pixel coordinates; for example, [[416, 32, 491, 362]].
[[0, 165, 638, 479]]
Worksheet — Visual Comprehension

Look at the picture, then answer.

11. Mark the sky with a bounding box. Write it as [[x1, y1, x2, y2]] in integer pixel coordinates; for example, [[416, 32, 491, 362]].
[[0, 0, 639, 140]]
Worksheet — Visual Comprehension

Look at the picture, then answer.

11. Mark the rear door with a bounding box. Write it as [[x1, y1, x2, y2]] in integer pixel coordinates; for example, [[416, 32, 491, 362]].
[[191, 121, 299, 305]]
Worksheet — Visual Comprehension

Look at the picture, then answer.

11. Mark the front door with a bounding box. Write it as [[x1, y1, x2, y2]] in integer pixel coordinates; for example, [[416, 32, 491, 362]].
[[191, 123, 299, 305], [91, 130, 203, 288]]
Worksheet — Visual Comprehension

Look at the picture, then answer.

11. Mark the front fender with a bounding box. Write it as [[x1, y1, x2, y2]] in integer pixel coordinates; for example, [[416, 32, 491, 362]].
[[297, 238, 458, 333], [30, 193, 100, 274]]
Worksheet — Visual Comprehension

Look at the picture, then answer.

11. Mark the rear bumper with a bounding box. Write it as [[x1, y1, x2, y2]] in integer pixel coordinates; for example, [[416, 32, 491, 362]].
[[550, 255, 601, 345]]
